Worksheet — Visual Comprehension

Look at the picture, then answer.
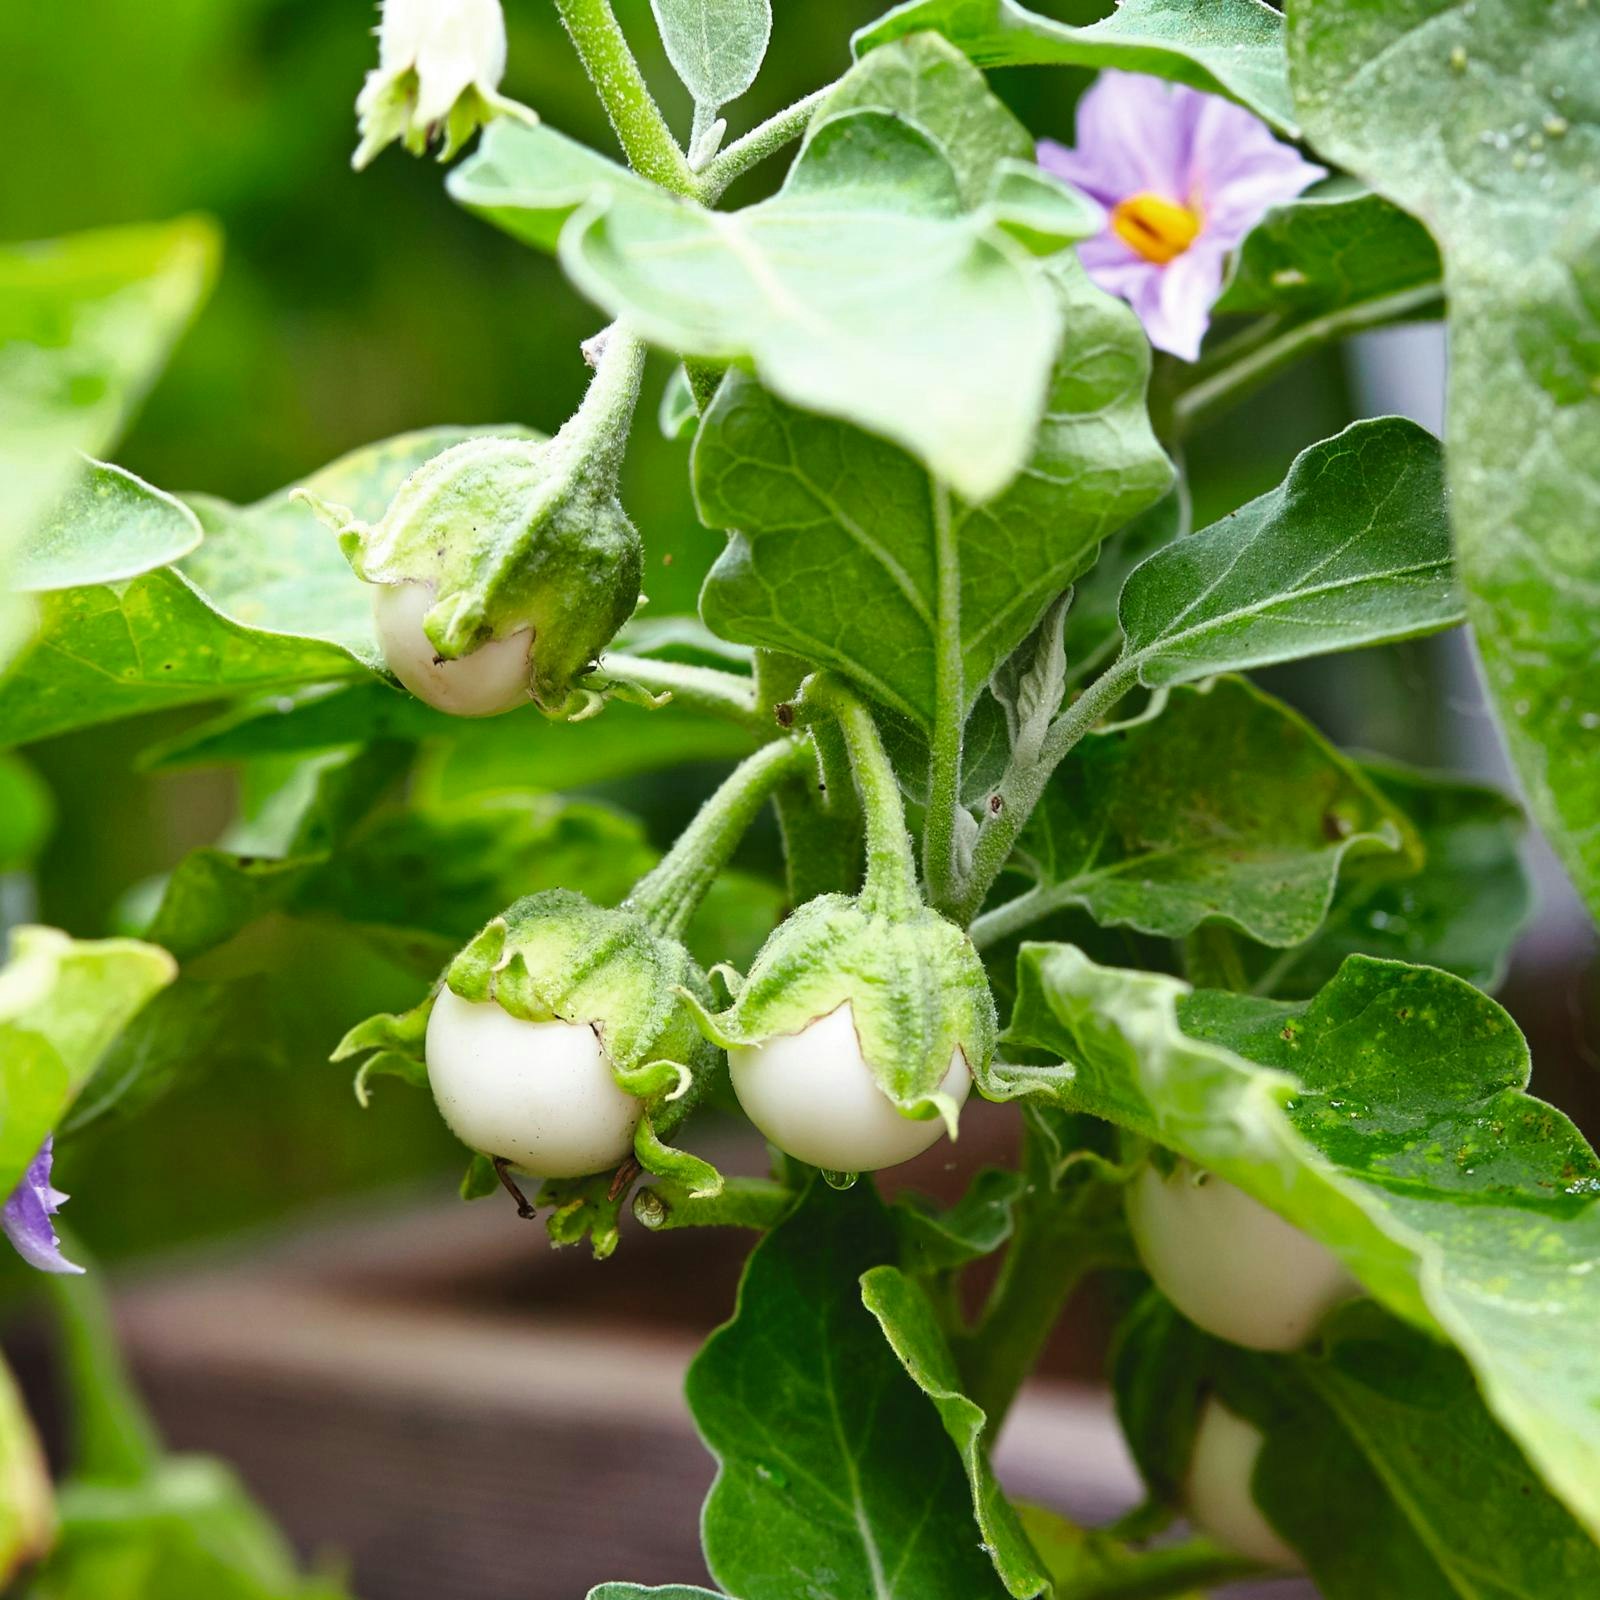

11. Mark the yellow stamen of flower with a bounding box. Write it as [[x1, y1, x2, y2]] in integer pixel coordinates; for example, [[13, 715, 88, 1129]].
[[1111, 192, 1203, 264]]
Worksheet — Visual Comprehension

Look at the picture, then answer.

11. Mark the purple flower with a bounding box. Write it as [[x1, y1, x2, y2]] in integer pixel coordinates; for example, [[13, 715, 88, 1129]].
[[3, 1139, 83, 1275], [1038, 73, 1325, 361]]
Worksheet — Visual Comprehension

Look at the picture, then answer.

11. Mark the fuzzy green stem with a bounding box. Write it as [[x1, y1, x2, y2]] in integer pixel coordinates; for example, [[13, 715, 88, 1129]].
[[596, 652, 769, 735], [694, 86, 831, 202], [559, 324, 648, 488], [1168, 283, 1443, 440], [923, 482, 965, 917], [48, 1245, 162, 1483], [626, 737, 812, 938], [552, 0, 696, 194], [951, 657, 1141, 927], [633, 1173, 793, 1232], [1182, 923, 1250, 992], [759, 652, 863, 903], [802, 675, 919, 918], [1058, 1540, 1264, 1600]]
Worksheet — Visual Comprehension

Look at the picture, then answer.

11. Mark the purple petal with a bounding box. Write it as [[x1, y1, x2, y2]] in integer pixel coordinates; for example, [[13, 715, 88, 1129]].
[[1054, 71, 1191, 204], [1142, 241, 1231, 361], [3, 1139, 83, 1276], [1187, 92, 1326, 240]]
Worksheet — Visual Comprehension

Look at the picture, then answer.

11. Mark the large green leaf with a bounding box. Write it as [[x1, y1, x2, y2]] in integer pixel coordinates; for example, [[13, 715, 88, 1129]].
[[861, 1266, 1047, 1598], [1004, 943, 1600, 1541], [14, 462, 203, 592], [140, 679, 753, 789], [1213, 182, 1441, 327], [1286, 0, 1600, 922], [1116, 1295, 1600, 1598], [1243, 760, 1532, 997], [0, 219, 217, 659], [693, 264, 1168, 728], [686, 1179, 1009, 1600], [980, 677, 1415, 946], [451, 39, 1093, 501], [0, 927, 175, 1195], [855, 0, 1296, 134], [1116, 417, 1461, 688], [0, 427, 505, 746]]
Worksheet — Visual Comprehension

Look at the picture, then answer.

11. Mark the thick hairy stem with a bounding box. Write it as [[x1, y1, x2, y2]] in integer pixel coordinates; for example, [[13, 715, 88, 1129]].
[[801, 676, 920, 918], [952, 658, 1142, 927], [552, 0, 696, 195], [626, 737, 812, 938], [923, 482, 966, 916], [560, 324, 648, 487], [1169, 283, 1442, 440], [694, 86, 831, 202], [595, 652, 768, 734], [758, 652, 863, 904]]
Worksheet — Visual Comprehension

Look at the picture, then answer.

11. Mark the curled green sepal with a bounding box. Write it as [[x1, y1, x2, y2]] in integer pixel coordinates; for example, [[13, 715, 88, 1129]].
[[682, 892, 996, 1139], [296, 332, 646, 711], [334, 889, 723, 1204]]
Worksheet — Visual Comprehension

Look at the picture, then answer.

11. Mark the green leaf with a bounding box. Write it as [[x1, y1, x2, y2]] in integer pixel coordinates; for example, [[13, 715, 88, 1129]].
[[694, 263, 1168, 729], [861, 1265, 1048, 1598], [1117, 417, 1461, 688], [1286, 0, 1600, 925], [686, 1178, 1009, 1600], [1059, 493, 1181, 683], [29, 1460, 349, 1600], [1242, 759, 1532, 997], [1117, 1295, 1600, 1599], [984, 677, 1415, 947], [139, 679, 753, 789], [0, 427, 505, 746], [0, 219, 217, 661], [1004, 943, 1600, 1542], [855, 0, 1297, 135], [893, 1167, 1025, 1275], [0, 927, 175, 1196], [0, 754, 53, 872], [15, 461, 203, 592], [650, 0, 770, 119], [588, 1589, 726, 1600], [813, 29, 1031, 208], [452, 40, 1083, 501], [1214, 181, 1441, 327]]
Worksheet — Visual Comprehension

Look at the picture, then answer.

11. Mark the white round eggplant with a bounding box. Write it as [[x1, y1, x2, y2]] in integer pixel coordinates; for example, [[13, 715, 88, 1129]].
[[1185, 1398, 1299, 1569], [729, 1001, 969, 1173], [1127, 1162, 1356, 1351], [424, 987, 641, 1177], [372, 580, 532, 717]]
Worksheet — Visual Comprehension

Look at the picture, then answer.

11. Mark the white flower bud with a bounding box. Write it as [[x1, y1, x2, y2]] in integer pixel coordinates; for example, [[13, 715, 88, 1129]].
[[371, 579, 532, 717], [1127, 1161, 1357, 1352], [354, 0, 512, 171], [425, 987, 642, 1179], [1185, 1399, 1300, 1570], [729, 1002, 970, 1173]]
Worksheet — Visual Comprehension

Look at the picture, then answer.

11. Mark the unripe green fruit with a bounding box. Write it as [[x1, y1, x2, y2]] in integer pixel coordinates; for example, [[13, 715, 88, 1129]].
[[1185, 1399, 1300, 1570], [1127, 1160, 1356, 1351]]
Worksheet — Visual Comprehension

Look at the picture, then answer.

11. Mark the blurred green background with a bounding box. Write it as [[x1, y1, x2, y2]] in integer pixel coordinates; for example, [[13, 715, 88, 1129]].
[[0, 0, 1361, 1266]]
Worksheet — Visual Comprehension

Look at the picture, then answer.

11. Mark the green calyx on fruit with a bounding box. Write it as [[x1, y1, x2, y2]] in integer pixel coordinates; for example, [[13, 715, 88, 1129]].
[[296, 329, 645, 715], [685, 892, 997, 1170]]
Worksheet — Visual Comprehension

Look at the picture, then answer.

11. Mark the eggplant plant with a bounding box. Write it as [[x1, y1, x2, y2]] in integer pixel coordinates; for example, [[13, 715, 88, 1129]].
[[3, 0, 1600, 1595]]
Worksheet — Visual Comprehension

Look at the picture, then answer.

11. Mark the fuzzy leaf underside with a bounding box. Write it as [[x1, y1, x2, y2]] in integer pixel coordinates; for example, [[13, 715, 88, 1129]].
[[1286, 0, 1600, 923]]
